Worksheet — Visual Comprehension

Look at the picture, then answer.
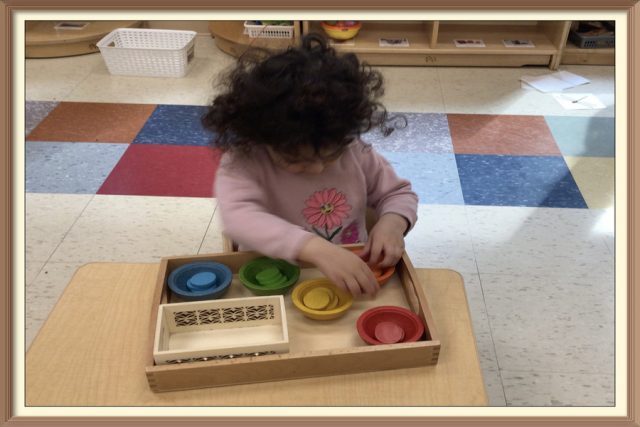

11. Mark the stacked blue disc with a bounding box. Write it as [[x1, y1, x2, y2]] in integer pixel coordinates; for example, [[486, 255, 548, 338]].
[[167, 261, 232, 301]]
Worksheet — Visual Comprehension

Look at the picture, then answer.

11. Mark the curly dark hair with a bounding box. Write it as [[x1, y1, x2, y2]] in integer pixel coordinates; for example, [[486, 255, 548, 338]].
[[201, 32, 389, 160]]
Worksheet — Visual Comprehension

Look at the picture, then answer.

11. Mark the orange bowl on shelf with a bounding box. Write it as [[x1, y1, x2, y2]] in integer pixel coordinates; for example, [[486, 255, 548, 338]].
[[320, 21, 362, 40]]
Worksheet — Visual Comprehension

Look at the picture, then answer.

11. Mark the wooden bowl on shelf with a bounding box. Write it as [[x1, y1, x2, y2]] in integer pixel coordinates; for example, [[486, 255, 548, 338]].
[[320, 21, 362, 40]]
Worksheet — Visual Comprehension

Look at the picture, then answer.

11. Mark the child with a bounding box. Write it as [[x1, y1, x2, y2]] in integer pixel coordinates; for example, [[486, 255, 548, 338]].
[[202, 33, 418, 297]]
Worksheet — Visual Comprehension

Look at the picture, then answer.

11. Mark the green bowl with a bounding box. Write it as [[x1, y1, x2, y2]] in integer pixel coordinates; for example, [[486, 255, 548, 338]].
[[239, 257, 300, 296]]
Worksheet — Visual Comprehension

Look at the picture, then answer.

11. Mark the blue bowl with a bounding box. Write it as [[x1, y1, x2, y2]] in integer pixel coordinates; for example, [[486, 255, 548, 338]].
[[167, 261, 233, 301]]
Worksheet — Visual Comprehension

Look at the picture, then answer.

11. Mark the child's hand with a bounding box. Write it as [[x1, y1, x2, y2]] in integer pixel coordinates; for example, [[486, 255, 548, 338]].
[[298, 236, 379, 296], [361, 213, 408, 268]]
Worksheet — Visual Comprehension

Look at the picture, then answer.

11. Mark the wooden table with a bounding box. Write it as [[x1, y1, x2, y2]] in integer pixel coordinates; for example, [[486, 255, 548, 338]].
[[26, 263, 487, 406]]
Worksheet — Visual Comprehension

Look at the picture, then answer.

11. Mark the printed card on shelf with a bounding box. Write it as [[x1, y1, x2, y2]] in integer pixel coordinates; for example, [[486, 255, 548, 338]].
[[454, 39, 486, 47], [379, 37, 410, 47], [503, 39, 536, 48]]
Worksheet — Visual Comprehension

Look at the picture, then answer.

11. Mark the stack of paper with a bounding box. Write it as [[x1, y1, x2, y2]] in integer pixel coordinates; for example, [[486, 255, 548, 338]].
[[520, 71, 590, 93]]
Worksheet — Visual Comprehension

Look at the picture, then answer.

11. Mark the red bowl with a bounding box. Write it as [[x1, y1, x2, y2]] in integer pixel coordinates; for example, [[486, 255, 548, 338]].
[[356, 306, 425, 345]]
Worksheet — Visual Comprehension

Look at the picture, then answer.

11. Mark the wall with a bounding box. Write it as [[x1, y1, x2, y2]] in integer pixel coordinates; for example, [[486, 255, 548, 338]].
[[145, 20, 211, 34]]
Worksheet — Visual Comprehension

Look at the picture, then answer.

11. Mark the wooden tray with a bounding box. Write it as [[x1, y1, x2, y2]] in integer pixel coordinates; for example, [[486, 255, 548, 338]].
[[145, 246, 440, 392]]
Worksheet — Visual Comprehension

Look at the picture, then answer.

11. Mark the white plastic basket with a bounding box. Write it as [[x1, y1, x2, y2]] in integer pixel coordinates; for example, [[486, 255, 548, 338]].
[[243, 21, 294, 39], [97, 28, 196, 78]]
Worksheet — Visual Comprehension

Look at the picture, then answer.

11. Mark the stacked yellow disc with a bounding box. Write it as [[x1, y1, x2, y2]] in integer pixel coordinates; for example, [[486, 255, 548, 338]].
[[292, 279, 353, 320]]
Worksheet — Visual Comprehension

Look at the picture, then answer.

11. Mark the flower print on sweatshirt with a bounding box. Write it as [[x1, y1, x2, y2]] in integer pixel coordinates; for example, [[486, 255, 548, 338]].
[[340, 221, 360, 244], [302, 188, 352, 241]]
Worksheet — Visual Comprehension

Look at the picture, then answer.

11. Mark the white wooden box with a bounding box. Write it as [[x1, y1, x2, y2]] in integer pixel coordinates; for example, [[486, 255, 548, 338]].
[[153, 295, 289, 365]]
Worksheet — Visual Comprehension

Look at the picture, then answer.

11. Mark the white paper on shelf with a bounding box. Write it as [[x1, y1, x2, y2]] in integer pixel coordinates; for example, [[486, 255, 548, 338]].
[[551, 93, 606, 110], [520, 71, 591, 93]]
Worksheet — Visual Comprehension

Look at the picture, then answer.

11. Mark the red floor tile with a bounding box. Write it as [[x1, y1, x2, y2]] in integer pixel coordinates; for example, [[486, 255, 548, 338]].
[[448, 114, 561, 156], [27, 102, 156, 143], [98, 145, 222, 198]]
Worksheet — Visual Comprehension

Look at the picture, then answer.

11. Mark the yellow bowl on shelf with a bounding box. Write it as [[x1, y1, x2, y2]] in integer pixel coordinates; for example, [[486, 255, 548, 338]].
[[291, 278, 353, 320], [320, 21, 362, 41]]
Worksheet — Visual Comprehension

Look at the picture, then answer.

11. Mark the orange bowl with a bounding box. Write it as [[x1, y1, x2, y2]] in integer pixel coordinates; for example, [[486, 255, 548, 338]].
[[344, 246, 396, 286], [371, 265, 395, 286]]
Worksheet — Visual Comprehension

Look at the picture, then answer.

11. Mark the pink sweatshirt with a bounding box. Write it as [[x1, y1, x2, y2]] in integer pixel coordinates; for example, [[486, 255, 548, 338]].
[[214, 141, 418, 263]]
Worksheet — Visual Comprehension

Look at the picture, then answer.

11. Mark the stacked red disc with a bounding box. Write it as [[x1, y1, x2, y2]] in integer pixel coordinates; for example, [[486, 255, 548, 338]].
[[356, 306, 425, 345]]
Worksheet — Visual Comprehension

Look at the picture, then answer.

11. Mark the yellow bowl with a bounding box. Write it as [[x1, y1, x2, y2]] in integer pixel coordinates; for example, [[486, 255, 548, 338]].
[[291, 278, 353, 320], [320, 21, 362, 41]]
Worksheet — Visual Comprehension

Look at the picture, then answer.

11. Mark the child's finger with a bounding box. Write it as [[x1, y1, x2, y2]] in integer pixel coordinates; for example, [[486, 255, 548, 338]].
[[367, 239, 384, 266], [357, 268, 379, 295], [343, 277, 363, 297], [359, 241, 371, 261], [378, 247, 402, 267]]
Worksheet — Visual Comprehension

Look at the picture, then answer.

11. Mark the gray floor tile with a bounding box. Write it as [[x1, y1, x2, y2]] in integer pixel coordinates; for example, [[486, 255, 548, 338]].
[[48, 195, 215, 263], [405, 205, 476, 272], [480, 273, 614, 375], [26, 193, 93, 262], [363, 112, 453, 153], [483, 368, 508, 406], [467, 206, 614, 280], [25, 262, 85, 350], [502, 370, 614, 406], [25, 101, 59, 136]]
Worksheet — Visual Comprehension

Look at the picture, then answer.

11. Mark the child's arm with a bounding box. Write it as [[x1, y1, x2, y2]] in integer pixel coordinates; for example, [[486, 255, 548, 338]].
[[215, 158, 315, 263], [358, 145, 419, 267], [298, 235, 379, 296], [215, 154, 379, 296]]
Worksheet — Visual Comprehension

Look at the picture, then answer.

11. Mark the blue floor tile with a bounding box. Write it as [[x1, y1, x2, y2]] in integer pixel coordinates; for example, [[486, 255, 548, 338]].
[[544, 116, 615, 157], [133, 105, 213, 146], [26, 142, 128, 194], [379, 151, 464, 205], [456, 154, 587, 208], [363, 112, 453, 153]]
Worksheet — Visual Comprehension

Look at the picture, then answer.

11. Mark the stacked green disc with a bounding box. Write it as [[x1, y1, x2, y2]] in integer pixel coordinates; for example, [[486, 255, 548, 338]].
[[239, 257, 300, 296]]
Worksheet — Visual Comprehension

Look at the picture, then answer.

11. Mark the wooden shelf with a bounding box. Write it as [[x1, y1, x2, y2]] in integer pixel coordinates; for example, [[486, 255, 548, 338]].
[[307, 21, 435, 54], [435, 23, 558, 55], [209, 21, 300, 58], [25, 20, 141, 58], [561, 40, 615, 65], [306, 21, 565, 67], [209, 20, 614, 69]]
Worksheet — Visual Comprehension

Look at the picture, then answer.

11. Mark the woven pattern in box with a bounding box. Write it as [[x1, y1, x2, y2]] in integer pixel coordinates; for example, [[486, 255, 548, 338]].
[[97, 28, 196, 78], [153, 295, 289, 365], [243, 21, 294, 39]]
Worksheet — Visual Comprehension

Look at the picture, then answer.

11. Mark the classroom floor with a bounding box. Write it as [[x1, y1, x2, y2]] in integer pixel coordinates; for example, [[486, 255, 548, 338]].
[[24, 35, 615, 407]]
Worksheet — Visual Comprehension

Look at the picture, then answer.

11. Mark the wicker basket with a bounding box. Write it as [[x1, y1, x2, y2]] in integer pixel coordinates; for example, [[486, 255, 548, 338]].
[[569, 30, 615, 48], [97, 28, 196, 78], [243, 21, 294, 39]]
